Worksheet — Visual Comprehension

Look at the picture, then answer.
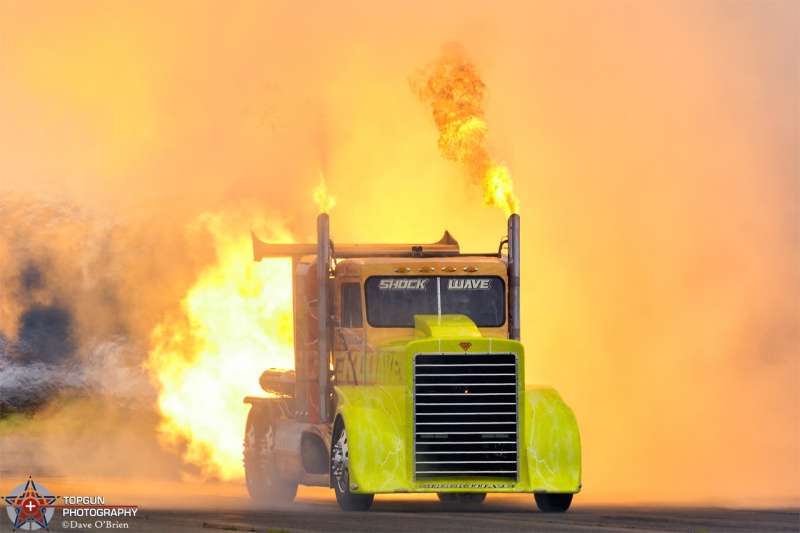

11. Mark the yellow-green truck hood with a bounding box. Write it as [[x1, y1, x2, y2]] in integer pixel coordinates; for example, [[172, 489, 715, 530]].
[[334, 314, 581, 494]]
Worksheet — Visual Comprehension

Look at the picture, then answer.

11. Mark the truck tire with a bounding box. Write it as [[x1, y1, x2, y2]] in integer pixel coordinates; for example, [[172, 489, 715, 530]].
[[457, 493, 486, 505], [243, 406, 298, 504], [437, 493, 486, 505], [534, 493, 572, 513], [331, 422, 374, 511]]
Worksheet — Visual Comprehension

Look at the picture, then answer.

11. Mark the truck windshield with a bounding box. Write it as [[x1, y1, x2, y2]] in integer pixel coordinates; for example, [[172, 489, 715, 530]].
[[364, 276, 506, 328]]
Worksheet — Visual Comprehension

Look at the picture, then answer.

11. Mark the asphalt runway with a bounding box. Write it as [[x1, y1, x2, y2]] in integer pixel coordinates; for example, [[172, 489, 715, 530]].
[[5, 481, 798, 533], [136, 502, 800, 533]]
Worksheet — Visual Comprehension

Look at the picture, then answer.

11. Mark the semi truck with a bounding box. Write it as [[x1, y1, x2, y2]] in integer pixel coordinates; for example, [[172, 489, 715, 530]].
[[243, 214, 581, 512]]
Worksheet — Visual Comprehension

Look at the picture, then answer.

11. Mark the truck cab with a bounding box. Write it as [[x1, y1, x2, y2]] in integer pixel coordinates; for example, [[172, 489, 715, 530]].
[[332, 255, 509, 387], [243, 215, 581, 512]]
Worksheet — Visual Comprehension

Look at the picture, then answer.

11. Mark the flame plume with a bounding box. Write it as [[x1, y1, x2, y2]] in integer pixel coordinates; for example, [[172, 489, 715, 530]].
[[412, 42, 519, 216], [313, 170, 336, 213], [146, 214, 294, 481]]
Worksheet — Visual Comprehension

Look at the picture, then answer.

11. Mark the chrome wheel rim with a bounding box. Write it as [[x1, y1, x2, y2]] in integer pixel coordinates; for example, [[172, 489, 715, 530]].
[[332, 428, 349, 492]]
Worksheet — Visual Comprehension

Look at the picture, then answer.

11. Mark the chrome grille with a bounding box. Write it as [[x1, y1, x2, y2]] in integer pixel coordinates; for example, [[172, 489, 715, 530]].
[[413, 352, 518, 480]]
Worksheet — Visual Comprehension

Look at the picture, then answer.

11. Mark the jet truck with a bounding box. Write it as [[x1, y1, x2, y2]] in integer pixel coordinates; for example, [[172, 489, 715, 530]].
[[243, 214, 581, 512]]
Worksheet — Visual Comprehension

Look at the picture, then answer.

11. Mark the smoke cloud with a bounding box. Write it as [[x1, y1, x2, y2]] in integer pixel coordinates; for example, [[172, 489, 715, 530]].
[[1, 0, 797, 506]]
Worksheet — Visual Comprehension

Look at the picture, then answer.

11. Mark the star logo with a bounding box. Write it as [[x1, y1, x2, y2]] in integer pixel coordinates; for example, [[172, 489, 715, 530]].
[[4, 477, 57, 531]]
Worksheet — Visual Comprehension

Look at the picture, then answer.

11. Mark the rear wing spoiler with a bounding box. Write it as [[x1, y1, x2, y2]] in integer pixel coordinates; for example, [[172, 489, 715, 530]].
[[251, 222, 460, 262]]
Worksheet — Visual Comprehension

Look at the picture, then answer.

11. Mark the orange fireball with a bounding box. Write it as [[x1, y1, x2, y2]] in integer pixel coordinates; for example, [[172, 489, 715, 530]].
[[146, 214, 294, 481], [412, 42, 519, 216]]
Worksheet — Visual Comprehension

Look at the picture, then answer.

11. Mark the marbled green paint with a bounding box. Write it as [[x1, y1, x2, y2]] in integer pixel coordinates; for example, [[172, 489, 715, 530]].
[[335, 384, 409, 492], [523, 387, 582, 493], [334, 315, 581, 495]]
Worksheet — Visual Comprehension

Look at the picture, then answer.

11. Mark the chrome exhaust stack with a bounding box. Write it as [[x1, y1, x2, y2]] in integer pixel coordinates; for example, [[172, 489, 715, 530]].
[[508, 214, 520, 341], [317, 213, 330, 423]]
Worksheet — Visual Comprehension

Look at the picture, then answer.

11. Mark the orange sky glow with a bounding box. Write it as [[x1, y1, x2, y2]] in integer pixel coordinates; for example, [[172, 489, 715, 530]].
[[1, 0, 797, 507]]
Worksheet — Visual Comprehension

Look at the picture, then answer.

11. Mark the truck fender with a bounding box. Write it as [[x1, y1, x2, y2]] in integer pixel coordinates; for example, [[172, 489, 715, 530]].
[[332, 384, 407, 493], [523, 386, 582, 493]]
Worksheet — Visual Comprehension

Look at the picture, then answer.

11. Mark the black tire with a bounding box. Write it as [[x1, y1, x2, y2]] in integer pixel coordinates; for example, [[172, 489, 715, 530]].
[[457, 493, 486, 505], [437, 493, 486, 505], [331, 421, 374, 512], [243, 406, 298, 504], [534, 493, 573, 513]]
